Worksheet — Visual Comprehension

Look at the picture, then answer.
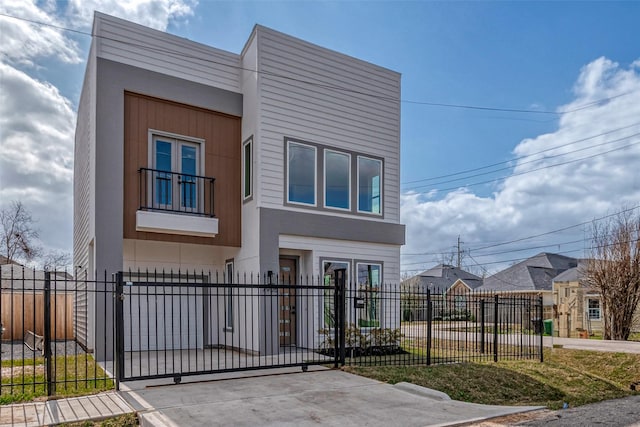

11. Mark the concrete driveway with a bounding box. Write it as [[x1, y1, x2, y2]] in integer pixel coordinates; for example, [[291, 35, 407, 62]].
[[120, 367, 542, 427]]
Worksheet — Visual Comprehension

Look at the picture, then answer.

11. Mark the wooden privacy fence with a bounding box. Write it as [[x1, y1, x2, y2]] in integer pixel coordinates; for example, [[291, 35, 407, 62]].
[[0, 291, 75, 340]]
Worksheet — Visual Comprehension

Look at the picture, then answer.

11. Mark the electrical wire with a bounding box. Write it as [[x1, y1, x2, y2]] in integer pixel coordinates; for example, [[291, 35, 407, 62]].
[[0, 11, 635, 116]]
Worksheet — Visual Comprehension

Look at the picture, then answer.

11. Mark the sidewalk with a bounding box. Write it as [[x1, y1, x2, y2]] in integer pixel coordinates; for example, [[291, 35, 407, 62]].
[[544, 336, 640, 353], [0, 367, 543, 427], [0, 392, 133, 427]]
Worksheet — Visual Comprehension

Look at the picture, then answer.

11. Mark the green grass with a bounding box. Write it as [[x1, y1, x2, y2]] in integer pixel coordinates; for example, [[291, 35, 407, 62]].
[[344, 348, 640, 409], [1, 354, 114, 404], [59, 413, 138, 427]]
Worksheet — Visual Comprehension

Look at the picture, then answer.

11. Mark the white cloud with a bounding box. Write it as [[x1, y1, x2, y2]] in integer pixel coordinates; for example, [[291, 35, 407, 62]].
[[0, 0, 198, 260], [401, 57, 640, 275], [65, 0, 198, 30]]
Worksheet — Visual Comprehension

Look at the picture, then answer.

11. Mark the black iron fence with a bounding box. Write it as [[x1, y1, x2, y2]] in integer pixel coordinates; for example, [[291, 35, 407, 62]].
[[0, 266, 543, 400], [139, 167, 215, 217], [0, 266, 115, 402]]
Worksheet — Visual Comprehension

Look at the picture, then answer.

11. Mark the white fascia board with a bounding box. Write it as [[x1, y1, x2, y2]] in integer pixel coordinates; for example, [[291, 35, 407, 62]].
[[136, 210, 218, 238]]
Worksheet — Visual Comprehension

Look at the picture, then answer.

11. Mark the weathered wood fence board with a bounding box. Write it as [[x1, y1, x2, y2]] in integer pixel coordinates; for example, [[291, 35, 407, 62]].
[[0, 292, 74, 340]]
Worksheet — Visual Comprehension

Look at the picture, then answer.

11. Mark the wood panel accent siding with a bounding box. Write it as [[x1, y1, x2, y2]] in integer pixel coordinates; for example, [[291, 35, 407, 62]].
[[124, 92, 241, 246]]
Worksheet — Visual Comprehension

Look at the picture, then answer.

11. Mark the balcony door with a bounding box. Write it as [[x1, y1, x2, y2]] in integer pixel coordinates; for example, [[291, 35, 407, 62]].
[[153, 135, 200, 213]]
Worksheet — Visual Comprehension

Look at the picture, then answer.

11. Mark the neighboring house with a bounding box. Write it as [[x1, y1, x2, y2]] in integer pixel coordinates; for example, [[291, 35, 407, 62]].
[[401, 264, 483, 293], [401, 264, 483, 321], [74, 13, 405, 357], [552, 261, 602, 337], [478, 252, 578, 318]]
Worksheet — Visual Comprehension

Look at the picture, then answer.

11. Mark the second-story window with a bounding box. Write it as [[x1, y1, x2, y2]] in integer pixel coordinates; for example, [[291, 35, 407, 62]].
[[324, 150, 350, 210], [357, 156, 382, 215], [287, 141, 317, 206], [152, 133, 201, 212]]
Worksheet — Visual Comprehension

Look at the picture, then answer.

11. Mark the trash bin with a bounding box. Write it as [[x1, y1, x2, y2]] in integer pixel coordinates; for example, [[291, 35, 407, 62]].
[[543, 319, 553, 336]]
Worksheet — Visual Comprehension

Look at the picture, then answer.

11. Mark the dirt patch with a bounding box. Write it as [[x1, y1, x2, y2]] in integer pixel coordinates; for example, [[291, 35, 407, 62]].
[[1, 364, 45, 377]]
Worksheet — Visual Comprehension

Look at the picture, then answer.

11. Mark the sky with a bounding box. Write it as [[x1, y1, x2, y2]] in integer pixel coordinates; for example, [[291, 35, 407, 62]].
[[1, 1, 639, 275]]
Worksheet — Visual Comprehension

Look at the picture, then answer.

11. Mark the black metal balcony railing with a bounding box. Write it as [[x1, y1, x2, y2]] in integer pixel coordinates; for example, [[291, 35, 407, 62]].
[[139, 168, 215, 217]]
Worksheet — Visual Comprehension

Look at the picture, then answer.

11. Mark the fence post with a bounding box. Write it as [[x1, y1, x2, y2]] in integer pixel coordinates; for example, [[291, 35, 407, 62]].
[[335, 268, 347, 367], [115, 272, 125, 390], [539, 296, 544, 363], [43, 271, 53, 397], [480, 299, 485, 354], [493, 294, 499, 362], [426, 289, 432, 366]]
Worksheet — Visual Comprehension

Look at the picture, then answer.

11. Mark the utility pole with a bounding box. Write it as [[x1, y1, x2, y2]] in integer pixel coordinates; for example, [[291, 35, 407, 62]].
[[457, 235, 462, 268]]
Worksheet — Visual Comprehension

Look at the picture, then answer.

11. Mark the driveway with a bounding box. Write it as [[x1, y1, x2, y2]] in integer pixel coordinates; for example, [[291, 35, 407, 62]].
[[120, 367, 542, 427]]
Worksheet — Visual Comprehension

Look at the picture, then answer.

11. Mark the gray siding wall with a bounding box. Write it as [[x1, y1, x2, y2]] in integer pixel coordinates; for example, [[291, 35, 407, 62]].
[[255, 26, 401, 223]]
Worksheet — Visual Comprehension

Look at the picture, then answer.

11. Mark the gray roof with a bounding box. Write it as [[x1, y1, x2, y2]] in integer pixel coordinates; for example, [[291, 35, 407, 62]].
[[479, 253, 578, 292], [0, 265, 73, 290], [401, 264, 483, 292], [553, 259, 590, 283]]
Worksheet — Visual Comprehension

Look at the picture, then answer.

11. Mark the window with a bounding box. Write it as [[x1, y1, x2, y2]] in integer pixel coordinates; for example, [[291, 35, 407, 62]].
[[356, 263, 381, 327], [357, 156, 382, 214], [243, 138, 252, 200], [324, 150, 350, 210], [588, 299, 601, 320], [287, 142, 317, 205], [225, 261, 234, 330], [152, 133, 202, 212], [322, 260, 350, 328]]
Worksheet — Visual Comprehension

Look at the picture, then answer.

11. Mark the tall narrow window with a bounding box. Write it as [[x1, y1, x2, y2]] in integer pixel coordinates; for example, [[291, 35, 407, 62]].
[[225, 261, 234, 330], [324, 150, 350, 210], [243, 138, 252, 200], [356, 263, 381, 327], [287, 141, 316, 205], [322, 260, 349, 328], [357, 156, 382, 214]]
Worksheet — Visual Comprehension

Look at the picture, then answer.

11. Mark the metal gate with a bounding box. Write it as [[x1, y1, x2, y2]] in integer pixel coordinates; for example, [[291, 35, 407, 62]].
[[114, 271, 341, 384]]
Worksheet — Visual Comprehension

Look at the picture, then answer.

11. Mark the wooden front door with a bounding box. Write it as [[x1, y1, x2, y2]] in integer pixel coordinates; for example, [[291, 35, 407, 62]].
[[279, 257, 297, 346]]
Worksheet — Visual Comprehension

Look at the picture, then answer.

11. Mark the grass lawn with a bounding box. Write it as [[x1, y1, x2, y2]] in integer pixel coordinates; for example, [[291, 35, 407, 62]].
[[59, 413, 138, 427], [344, 347, 640, 409], [1, 355, 114, 404]]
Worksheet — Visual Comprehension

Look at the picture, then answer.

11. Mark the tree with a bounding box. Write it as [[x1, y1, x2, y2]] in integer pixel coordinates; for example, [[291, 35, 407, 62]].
[[585, 209, 640, 341], [0, 201, 41, 263], [41, 250, 72, 271]]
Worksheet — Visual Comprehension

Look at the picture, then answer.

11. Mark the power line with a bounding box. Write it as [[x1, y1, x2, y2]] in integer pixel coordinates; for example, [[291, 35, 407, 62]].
[[402, 122, 640, 186], [404, 130, 640, 190], [408, 138, 640, 194], [402, 205, 640, 260], [0, 11, 635, 116]]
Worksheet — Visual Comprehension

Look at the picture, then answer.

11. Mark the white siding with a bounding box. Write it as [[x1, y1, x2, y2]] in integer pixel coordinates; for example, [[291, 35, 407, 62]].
[[73, 41, 98, 349], [279, 235, 401, 284], [94, 12, 241, 93], [255, 26, 401, 223]]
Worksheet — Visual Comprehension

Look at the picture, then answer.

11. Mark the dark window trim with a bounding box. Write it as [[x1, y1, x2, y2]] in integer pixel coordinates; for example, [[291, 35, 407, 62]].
[[283, 137, 385, 218], [242, 136, 253, 203]]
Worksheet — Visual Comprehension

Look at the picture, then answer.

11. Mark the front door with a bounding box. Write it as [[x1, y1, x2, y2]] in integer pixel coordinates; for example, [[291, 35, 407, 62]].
[[279, 257, 297, 346]]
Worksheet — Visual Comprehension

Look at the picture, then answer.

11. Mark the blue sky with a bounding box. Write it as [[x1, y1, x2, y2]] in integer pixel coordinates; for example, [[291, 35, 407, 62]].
[[1, 1, 640, 274]]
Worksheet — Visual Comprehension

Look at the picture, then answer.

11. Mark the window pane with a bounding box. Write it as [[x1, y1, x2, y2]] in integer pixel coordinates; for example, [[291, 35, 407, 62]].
[[357, 263, 381, 327], [181, 145, 197, 209], [325, 151, 350, 209], [358, 157, 382, 214], [155, 140, 172, 206], [288, 143, 316, 205], [323, 261, 349, 328], [244, 141, 252, 198]]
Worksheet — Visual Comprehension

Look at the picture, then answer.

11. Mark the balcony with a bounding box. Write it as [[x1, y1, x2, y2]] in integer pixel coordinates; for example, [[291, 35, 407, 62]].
[[136, 168, 218, 237]]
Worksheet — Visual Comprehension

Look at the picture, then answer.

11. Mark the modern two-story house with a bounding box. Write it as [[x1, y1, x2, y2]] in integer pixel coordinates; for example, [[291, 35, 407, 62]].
[[74, 12, 405, 357]]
